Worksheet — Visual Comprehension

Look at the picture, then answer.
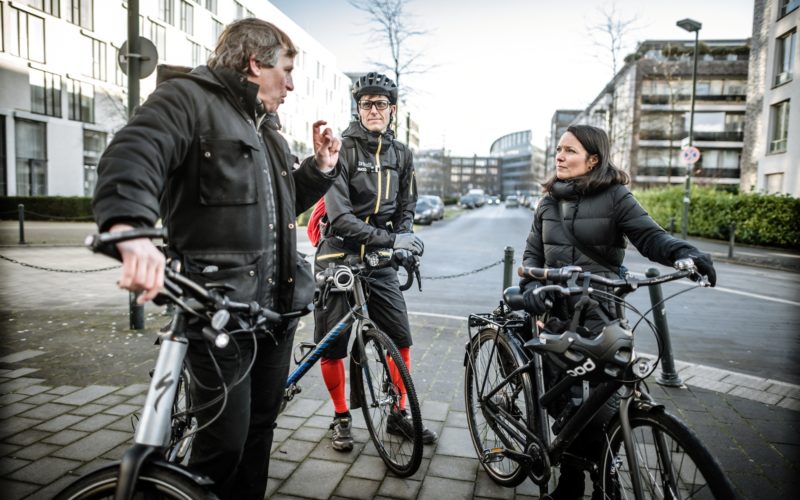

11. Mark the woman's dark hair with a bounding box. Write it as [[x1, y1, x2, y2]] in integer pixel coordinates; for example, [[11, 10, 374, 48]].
[[542, 124, 630, 194]]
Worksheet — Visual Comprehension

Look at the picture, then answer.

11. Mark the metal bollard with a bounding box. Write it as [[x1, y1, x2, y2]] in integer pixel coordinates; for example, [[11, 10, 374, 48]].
[[130, 291, 145, 330], [18, 204, 25, 244], [502, 246, 514, 290], [646, 268, 683, 387], [728, 222, 736, 259], [668, 216, 676, 235]]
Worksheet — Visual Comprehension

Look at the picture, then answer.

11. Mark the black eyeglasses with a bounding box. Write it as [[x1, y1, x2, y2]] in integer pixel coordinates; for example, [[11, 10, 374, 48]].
[[358, 100, 390, 111]]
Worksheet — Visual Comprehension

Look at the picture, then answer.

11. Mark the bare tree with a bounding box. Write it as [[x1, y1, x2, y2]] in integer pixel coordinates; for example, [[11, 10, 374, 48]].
[[348, 0, 434, 102], [588, 2, 640, 79]]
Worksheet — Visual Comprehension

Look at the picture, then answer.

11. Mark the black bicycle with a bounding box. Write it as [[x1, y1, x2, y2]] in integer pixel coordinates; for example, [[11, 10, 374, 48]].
[[282, 248, 424, 477], [56, 228, 309, 499], [463, 261, 738, 499]]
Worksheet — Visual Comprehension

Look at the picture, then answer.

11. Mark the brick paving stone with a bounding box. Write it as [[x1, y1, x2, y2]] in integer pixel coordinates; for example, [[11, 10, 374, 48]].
[[33, 413, 85, 432], [267, 458, 300, 480], [283, 397, 325, 418], [275, 414, 306, 431], [126, 394, 146, 405], [8, 456, 81, 485], [445, 410, 467, 428], [681, 365, 730, 382], [21, 392, 57, 405], [23, 474, 77, 500], [0, 443, 21, 457], [420, 400, 449, 422], [17, 384, 49, 396], [272, 438, 316, 463], [304, 414, 333, 429], [73, 457, 116, 476], [107, 415, 136, 432], [345, 453, 386, 480], [52, 429, 130, 461], [377, 476, 422, 499], [12, 441, 60, 460], [475, 469, 516, 499], [6, 429, 48, 446], [93, 394, 128, 406], [5, 369, 40, 380], [0, 393, 26, 405], [685, 377, 735, 394], [767, 380, 800, 399], [729, 386, 783, 405], [418, 475, 474, 499], [436, 426, 475, 458], [48, 385, 80, 396], [278, 458, 349, 498], [42, 429, 88, 446], [0, 416, 38, 440], [334, 476, 381, 499], [777, 397, 800, 412], [0, 456, 30, 475], [0, 478, 38, 500], [309, 438, 364, 463], [0, 402, 35, 419], [70, 413, 119, 432], [291, 425, 328, 443], [115, 383, 149, 396], [427, 455, 478, 481], [19, 402, 75, 420], [104, 403, 138, 416], [0, 350, 45, 364], [722, 372, 773, 391], [52, 385, 118, 406], [70, 403, 107, 416], [0, 377, 46, 394]]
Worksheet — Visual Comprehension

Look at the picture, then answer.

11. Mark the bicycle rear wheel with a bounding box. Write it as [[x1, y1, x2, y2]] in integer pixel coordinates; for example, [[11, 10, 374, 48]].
[[464, 328, 535, 487], [355, 328, 423, 477], [54, 463, 216, 499], [600, 409, 737, 499]]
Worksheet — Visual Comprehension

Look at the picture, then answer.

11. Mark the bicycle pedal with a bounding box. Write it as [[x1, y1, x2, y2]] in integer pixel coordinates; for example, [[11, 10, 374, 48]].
[[481, 447, 506, 463]]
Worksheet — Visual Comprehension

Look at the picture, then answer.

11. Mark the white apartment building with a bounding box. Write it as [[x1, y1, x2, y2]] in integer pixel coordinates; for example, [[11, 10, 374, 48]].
[[741, 0, 799, 196], [0, 0, 351, 197]]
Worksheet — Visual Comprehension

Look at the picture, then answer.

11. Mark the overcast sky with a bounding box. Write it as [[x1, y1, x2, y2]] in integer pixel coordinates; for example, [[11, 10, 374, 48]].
[[270, 0, 755, 156]]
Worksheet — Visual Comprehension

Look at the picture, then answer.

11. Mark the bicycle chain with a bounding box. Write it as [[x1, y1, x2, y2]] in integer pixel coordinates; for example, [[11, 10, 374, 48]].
[[0, 254, 120, 273], [422, 259, 505, 280]]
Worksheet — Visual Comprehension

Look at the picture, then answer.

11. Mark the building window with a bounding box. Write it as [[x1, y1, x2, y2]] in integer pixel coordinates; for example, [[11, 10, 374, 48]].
[[10, 7, 46, 63], [0, 117, 6, 195], [149, 20, 167, 60], [205, 0, 218, 14], [67, 0, 93, 31], [212, 19, 223, 45], [765, 173, 784, 194], [15, 119, 47, 196], [30, 69, 62, 117], [83, 35, 107, 81], [180, 1, 194, 35], [20, 0, 60, 17], [774, 30, 796, 86], [780, 0, 799, 17], [67, 78, 95, 122], [189, 40, 202, 67], [158, 0, 174, 25], [769, 100, 790, 154], [83, 130, 106, 196]]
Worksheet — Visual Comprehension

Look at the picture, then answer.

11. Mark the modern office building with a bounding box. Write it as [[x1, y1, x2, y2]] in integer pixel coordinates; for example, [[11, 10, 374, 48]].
[[0, 0, 351, 197], [573, 39, 750, 188], [545, 109, 581, 180], [489, 129, 544, 196], [741, 0, 799, 196]]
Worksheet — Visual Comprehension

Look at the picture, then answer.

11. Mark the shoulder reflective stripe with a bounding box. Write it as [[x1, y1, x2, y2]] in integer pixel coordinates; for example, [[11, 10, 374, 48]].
[[317, 252, 346, 260], [410, 171, 414, 196]]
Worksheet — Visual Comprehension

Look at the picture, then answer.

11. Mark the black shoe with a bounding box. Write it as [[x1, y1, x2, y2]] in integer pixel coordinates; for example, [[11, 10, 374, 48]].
[[386, 410, 438, 444], [329, 416, 354, 452], [543, 467, 585, 500]]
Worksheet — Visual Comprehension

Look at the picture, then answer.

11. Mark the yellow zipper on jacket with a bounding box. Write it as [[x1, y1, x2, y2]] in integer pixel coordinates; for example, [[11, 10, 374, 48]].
[[362, 135, 384, 260]]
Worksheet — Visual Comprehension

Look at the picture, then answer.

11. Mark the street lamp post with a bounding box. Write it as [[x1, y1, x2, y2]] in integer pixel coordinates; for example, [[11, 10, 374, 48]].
[[676, 18, 702, 241]]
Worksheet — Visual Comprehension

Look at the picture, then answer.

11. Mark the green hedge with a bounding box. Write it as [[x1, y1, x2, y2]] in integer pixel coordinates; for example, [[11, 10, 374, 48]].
[[0, 196, 94, 221], [633, 187, 800, 248]]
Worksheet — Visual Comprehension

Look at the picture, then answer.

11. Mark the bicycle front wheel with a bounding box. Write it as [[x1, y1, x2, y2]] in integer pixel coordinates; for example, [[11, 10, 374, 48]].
[[54, 463, 216, 499], [600, 408, 737, 499], [166, 365, 195, 464], [355, 328, 423, 477], [464, 328, 535, 487]]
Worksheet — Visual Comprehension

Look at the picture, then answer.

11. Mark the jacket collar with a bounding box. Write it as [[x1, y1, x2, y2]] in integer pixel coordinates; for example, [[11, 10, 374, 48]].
[[342, 120, 394, 153], [550, 180, 580, 201]]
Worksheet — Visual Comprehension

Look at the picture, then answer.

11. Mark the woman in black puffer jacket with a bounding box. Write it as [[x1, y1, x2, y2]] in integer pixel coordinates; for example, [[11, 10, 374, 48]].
[[521, 124, 716, 500]]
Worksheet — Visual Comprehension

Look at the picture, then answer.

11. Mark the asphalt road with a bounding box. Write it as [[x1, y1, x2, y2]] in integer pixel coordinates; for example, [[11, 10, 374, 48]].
[[404, 205, 800, 384]]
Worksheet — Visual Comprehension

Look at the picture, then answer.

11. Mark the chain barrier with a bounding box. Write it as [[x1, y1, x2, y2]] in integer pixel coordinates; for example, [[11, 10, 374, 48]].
[[0, 254, 120, 273], [20, 210, 95, 221], [421, 259, 504, 280]]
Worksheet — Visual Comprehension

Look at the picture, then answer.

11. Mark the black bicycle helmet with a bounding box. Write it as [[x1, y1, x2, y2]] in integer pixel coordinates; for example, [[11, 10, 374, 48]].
[[351, 72, 398, 105], [530, 320, 634, 381]]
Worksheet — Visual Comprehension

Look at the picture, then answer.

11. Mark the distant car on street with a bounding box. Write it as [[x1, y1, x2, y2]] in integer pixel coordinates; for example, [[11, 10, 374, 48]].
[[419, 195, 445, 220], [414, 198, 436, 225], [505, 195, 520, 208], [458, 194, 479, 209], [488, 195, 500, 205]]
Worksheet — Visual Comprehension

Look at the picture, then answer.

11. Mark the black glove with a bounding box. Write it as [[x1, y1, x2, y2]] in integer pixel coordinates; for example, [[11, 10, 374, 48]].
[[676, 251, 716, 287], [392, 248, 417, 270], [522, 286, 553, 316], [393, 233, 424, 256]]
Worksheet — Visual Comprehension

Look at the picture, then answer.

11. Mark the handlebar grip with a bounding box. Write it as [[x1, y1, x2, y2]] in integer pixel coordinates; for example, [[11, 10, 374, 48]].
[[85, 228, 167, 262]]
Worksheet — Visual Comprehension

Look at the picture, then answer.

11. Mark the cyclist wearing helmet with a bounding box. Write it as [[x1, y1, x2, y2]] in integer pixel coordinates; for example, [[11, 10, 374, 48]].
[[521, 124, 716, 500], [313, 72, 437, 451]]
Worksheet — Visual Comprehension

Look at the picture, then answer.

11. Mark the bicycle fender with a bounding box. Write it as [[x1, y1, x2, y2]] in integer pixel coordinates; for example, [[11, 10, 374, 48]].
[[112, 444, 215, 500]]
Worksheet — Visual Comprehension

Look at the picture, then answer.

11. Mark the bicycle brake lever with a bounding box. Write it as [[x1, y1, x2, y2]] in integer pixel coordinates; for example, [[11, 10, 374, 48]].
[[415, 267, 422, 292]]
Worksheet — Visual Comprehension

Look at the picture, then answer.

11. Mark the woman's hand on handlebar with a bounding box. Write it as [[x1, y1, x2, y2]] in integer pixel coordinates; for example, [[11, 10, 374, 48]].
[[109, 223, 165, 304]]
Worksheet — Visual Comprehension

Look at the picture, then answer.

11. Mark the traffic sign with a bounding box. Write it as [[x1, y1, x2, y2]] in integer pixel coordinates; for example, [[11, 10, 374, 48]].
[[118, 37, 158, 78], [680, 146, 701, 165]]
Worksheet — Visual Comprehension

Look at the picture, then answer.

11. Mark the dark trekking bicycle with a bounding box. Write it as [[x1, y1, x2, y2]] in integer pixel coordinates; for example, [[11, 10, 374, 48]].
[[56, 228, 310, 500], [283, 248, 424, 477], [463, 260, 738, 499]]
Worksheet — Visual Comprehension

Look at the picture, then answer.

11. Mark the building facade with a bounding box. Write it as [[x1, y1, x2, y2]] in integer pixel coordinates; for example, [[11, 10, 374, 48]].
[[741, 0, 799, 196], [490, 129, 539, 197], [573, 39, 750, 188], [0, 0, 351, 197], [544, 109, 581, 180]]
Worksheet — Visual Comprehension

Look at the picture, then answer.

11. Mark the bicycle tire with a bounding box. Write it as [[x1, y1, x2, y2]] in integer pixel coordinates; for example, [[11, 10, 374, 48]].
[[166, 365, 195, 464], [464, 328, 536, 487], [600, 408, 738, 499], [54, 463, 216, 499], [355, 328, 423, 477]]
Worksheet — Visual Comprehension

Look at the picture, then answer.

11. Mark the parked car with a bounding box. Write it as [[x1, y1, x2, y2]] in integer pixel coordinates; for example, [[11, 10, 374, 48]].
[[458, 194, 479, 209], [414, 198, 436, 225], [488, 195, 501, 205], [419, 195, 445, 220], [505, 195, 520, 208]]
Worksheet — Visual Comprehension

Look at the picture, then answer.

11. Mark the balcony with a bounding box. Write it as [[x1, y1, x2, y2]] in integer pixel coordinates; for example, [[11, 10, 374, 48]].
[[638, 130, 743, 142], [636, 165, 740, 179], [641, 93, 746, 105]]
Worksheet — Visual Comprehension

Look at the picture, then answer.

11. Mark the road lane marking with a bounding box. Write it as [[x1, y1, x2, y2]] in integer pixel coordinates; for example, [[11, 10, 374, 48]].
[[669, 280, 800, 307]]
